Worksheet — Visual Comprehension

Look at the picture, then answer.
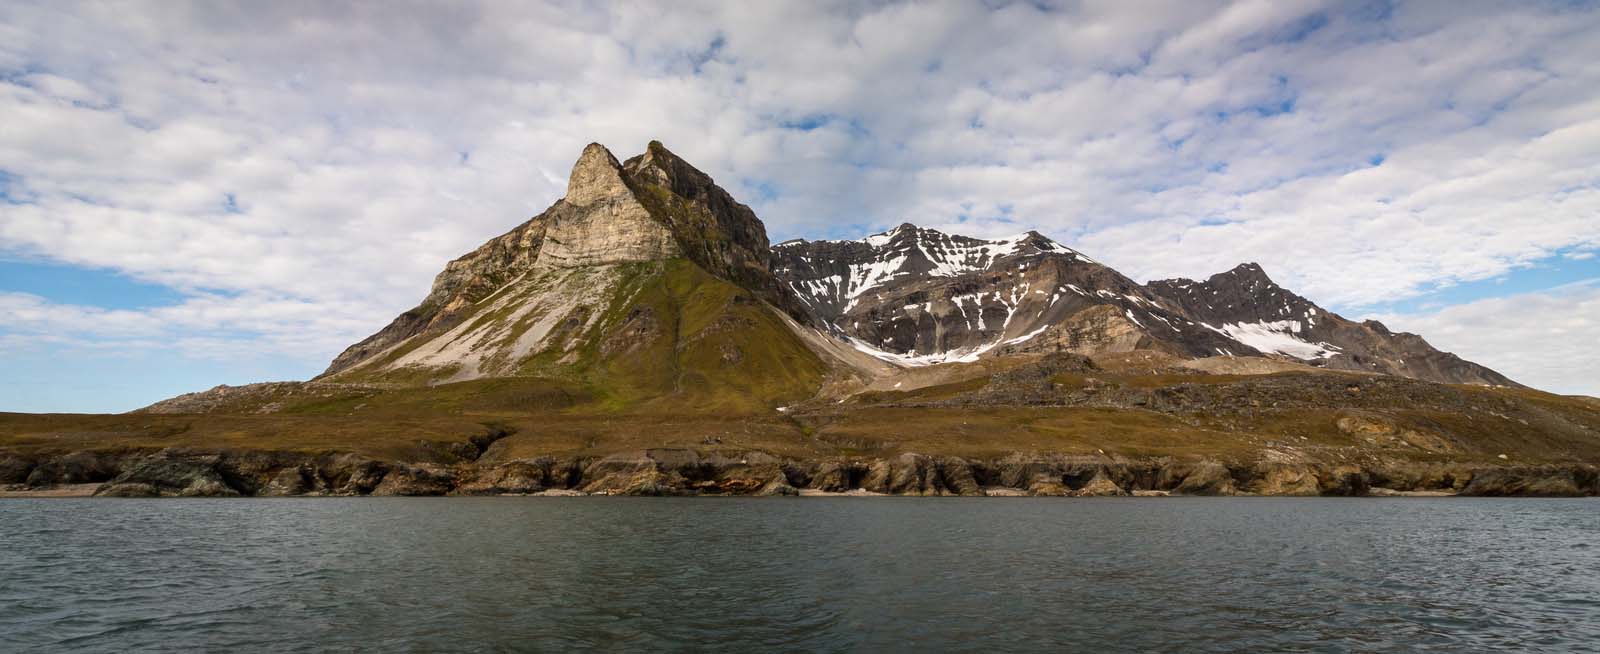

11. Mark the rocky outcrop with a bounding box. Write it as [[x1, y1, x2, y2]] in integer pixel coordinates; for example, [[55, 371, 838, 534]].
[[536, 144, 679, 268], [623, 142, 786, 307], [0, 451, 34, 484], [8, 447, 1599, 498], [455, 459, 560, 495], [371, 463, 457, 496], [25, 450, 121, 486], [1458, 466, 1597, 497], [92, 451, 239, 497]]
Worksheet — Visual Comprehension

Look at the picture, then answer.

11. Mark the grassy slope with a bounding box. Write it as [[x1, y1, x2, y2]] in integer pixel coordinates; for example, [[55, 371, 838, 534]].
[[1, 258, 1595, 465], [0, 258, 833, 460], [5, 363, 1598, 466]]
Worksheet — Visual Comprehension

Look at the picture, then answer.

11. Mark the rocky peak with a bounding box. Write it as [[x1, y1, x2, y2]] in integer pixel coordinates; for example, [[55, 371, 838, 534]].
[[1213, 262, 1275, 289], [1148, 262, 1317, 329], [564, 143, 631, 207], [534, 143, 678, 270], [618, 141, 785, 307]]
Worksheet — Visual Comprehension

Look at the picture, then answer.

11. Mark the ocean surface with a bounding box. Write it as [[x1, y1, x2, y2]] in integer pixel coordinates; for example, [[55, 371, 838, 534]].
[[1, 498, 1597, 652]]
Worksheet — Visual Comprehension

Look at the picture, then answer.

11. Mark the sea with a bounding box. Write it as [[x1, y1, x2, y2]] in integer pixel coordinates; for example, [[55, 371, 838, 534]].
[[1, 497, 1596, 652]]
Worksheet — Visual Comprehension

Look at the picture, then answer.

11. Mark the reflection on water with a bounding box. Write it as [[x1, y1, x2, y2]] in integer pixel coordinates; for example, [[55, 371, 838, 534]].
[[1, 497, 1597, 652]]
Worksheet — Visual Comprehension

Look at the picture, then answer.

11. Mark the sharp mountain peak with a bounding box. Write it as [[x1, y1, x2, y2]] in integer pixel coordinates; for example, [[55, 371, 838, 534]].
[[321, 140, 1517, 390]]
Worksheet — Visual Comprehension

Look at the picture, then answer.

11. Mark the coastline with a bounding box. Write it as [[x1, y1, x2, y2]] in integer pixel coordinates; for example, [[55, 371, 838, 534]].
[[4, 447, 1596, 498]]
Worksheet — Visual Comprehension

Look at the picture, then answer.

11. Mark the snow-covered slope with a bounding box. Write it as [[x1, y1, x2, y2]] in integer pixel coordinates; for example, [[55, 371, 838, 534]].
[[773, 226, 1517, 386], [773, 225, 1236, 365]]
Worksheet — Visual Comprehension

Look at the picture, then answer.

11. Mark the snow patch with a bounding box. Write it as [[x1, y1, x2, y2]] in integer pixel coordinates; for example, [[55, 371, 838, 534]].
[[1202, 320, 1341, 360]]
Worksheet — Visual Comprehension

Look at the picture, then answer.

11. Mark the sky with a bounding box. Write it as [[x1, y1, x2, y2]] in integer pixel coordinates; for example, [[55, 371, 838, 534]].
[[1, 0, 1597, 412]]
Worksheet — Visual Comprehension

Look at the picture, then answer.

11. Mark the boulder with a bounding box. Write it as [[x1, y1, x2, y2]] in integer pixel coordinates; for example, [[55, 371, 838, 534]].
[[1072, 471, 1129, 497], [1167, 461, 1237, 496], [755, 475, 800, 496]]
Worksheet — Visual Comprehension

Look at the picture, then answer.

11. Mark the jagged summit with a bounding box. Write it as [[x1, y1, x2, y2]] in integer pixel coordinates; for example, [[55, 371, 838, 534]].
[[564, 143, 630, 206], [321, 140, 1517, 390], [319, 141, 803, 388]]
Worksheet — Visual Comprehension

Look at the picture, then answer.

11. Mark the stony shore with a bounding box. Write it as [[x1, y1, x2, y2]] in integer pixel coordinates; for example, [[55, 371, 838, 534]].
[[3, 448, 1596, 498]]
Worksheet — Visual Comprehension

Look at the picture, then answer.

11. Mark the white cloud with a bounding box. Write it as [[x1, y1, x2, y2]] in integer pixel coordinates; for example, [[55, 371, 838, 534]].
[[1377, 281, 1600, 397], [0, 0, 1596, 386]]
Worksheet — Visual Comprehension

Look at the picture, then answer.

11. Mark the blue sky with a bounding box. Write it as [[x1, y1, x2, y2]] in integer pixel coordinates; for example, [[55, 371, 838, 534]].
[[2, 0, 1598, 412]]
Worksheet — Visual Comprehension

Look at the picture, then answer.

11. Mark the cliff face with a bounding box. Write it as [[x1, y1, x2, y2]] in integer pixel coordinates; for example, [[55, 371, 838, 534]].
[[319, 142, 798, 387], [536, 143, 680, 268], [622, 142, 781, 303], [7, 446, 1597, 498]]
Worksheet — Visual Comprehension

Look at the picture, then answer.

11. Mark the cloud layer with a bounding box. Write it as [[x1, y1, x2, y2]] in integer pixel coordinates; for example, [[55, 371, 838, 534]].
[[2, 1, 1597, 401]]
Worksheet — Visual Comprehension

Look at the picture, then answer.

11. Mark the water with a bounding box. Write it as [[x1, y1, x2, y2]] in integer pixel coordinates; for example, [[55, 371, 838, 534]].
[[1, 498, 1597, 652]]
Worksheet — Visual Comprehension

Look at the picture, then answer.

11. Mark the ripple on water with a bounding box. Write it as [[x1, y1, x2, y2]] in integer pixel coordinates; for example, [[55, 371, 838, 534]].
[[1, 497, 1597, 652]]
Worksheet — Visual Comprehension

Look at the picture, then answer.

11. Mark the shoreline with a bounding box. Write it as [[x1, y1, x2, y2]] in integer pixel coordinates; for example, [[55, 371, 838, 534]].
[[4, 447, 1598, 498]]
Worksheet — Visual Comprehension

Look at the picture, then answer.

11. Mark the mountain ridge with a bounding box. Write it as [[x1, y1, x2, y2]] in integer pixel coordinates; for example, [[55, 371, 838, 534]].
[[321, 140, 1515, 393], [12, 140, 1600, 500]]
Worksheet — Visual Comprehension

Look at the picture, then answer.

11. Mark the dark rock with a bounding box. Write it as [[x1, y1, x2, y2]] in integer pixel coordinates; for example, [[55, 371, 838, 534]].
[[26, 451, 121, 486], [371, 463, 456, 496], [936, 457, 986, 496], [0, 451, 35, 484], [98, 451, 240, 497], [1461, 466, 1590, 497], [862, 453, 946, 495], [315, 454, 390, 495], [259, 466, 315, 497], [806, 461, 866, 492]]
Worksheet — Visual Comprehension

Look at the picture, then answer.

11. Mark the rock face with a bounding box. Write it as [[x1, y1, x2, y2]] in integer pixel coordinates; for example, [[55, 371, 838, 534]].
[[321, 141, 785, 381], [317, 142, 820, 393], [9, 446, 1598, 498], [774, 226, 1516, 386], [537, 144, 679, 268], [772, 225, 1205, 363]]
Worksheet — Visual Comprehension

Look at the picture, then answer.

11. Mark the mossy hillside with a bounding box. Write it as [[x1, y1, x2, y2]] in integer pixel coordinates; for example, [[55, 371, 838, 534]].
[[313, 258, 827, 416], [556, 258, 827, 413]]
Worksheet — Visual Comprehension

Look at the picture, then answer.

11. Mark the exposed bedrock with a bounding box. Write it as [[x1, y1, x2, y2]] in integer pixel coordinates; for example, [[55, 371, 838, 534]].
[[4, 448, 1596, 497]]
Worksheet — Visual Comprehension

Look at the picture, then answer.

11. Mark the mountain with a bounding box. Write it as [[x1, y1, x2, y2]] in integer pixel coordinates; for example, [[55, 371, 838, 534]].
[[1145, 265, 1516, 385], [318, 141, 822, 411], [11, 139, 1598, 500], [310, 138, 1519, 401], [773, 225, 1515, 386]]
